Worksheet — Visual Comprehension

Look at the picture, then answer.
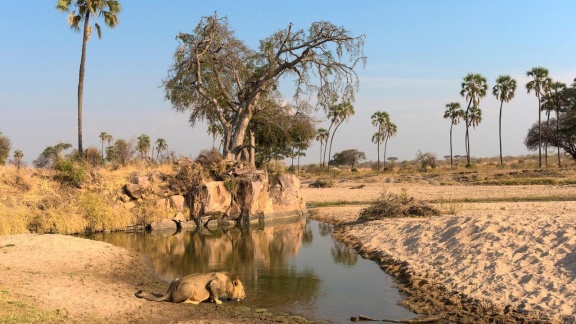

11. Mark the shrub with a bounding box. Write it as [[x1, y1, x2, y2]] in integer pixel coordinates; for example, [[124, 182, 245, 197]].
[[83, 146, 101, 167], [358, 188, 440, 221], [53, 159, 85, 187], [79, 192, 133, 232], [308, 178, 334, 188]]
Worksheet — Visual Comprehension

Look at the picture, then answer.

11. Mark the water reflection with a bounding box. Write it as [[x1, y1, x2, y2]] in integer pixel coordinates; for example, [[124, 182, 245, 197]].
[[86, 218, 416, 322]]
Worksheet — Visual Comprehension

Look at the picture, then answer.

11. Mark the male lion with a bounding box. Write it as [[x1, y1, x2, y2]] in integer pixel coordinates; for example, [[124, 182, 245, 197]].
[[135, 272, 246, 304]]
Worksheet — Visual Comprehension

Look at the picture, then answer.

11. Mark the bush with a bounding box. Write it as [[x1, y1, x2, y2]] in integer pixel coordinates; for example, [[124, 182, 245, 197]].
[[83, 146, 101, 167], [53, 159, 85, 187], [79, 192, 133, 232], [358, 188, 440, 221], [308, 178, 334, 188]]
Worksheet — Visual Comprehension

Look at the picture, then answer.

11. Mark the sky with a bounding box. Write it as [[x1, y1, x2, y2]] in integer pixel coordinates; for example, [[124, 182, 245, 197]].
[[2, 1, 576, 165]]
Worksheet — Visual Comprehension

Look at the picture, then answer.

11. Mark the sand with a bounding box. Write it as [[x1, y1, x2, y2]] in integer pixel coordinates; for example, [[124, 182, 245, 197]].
[[304, 183, 576, 323]]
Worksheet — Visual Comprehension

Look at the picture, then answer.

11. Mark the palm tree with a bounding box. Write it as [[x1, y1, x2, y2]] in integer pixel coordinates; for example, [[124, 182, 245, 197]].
[[13, 150, 24, 171], [155, 138, 167, 161], [327, 102, 355, 170], [98, 131, 108, 160], [207, 123, 223, 150], [371, 111, 390, 171], [526, 67, 551, 168], [547, 82, 567, 168], [492, 75, 517, 166], [315, 128, 329, 167], [460, 73, 488, 166], [381, 121, 397, 168], [443, 102, 465, 167], [371, 131, 385, 171], [56, 0, 122, 156], [466, 106, 482, 158], [136, 134, 150, 160], [104, 133, 113, 148]]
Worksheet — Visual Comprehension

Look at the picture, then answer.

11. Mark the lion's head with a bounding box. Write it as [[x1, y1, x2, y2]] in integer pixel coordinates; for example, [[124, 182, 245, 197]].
[[227, 276, 246, 302]]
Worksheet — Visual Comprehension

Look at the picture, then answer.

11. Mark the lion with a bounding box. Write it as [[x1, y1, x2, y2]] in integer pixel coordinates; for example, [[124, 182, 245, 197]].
[[135, 272, 246, 305]]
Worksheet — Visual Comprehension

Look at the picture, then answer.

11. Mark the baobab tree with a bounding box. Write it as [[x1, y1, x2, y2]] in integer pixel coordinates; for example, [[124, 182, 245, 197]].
[[443, 102, 465, 167], [492, 75, 517, 166], [526, 67, 551, 168], [460, 73, 488, 166], [56, 0, 122, 155], [163, 13, 365, 163]]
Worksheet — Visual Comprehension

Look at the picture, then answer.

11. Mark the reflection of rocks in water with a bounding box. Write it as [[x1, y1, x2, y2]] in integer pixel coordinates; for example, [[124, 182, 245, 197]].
[[331, 240, 358, 267], [318, 222, 333, 237]]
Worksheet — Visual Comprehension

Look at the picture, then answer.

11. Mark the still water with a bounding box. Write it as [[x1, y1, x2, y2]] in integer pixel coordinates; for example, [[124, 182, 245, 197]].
[[86, 218, 417, 323]]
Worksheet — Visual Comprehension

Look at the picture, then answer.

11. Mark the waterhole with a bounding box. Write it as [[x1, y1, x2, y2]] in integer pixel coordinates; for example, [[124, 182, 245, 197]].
[[86, 218, 416, 322]]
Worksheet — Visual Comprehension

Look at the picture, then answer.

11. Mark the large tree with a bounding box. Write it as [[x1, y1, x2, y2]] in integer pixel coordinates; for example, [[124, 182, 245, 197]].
[[443, 102, 464, 167], [0, 132, 11, 165], [136, 134, 151, 160], [526, 67, 551, 168], [381, 119, 397, 168], [155, 138, 167, 161], [56, 0, 122, 156], [546, 82, 568, 167], [492, 75, 517, 166], [460, 73, 488, 166], [163, 14, 365, 162], [98, 131, 108, 160], [329, 149, 366, 170]]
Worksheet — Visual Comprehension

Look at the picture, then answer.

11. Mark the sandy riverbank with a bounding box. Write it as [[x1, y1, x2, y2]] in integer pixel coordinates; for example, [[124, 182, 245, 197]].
[[303, 183, 576, 323]]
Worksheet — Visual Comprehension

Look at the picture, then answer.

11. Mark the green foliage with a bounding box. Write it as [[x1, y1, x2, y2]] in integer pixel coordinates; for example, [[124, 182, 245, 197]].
[[79, 192, 133, 232], [53, 159, 85, 187], [358, 188, 440, 221], [0, 132, 11, 165], [330, 149, 366, 169], [32, 142, 72, 168]]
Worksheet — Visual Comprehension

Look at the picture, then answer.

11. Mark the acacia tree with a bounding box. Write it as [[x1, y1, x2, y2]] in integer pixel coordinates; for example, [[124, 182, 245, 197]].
[[56, 0, 121, 155], [443, 102, 465, 167], [163, 14, 365, 162], [460, 73, 488, 166], [330, 149, 366, 170], [492, 75, 517, 166], [526, 67, 551, 168], [315, 128, 329, 167]]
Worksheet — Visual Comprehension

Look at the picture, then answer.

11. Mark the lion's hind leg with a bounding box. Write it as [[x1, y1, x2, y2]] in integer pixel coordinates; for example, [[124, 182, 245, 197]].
[[208, 279, 223, 304]]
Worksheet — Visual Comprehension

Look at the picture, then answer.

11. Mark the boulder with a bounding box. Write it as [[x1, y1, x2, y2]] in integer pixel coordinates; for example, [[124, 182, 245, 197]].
[[124, 183, 145, 199], [188, 182, 234, 218], [149, 218, 177, 230], [169, 195, 186, 211]]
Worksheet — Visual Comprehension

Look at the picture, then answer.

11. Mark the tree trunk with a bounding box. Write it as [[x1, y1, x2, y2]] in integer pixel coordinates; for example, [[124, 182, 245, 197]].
[[449, 122, 453, 167], [77, 13, 90, 156], [556, 108, 561, 168], [376, 141, 380, 172], [328, 121, 344, 171], [499, 100, 504, 166], [464, 98, 472, 166], [319, 142, 323, 168], [383, 137, 388, 169], [537, 94, 542, 168], [323, 124, 334, 168], [228, 103, 254, 161], [545, 110, 550, 168], [249, 130, 255, 167]]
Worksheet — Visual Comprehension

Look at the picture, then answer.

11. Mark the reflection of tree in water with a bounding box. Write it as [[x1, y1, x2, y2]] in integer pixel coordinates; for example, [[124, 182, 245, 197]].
[[302, 221, 313, 246], [331, 240, 358, 267], [318, 222, 333, 237]]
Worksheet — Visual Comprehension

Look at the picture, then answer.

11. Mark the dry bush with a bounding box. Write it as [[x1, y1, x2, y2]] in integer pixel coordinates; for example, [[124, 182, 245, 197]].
[[358, 188, 440, 221], [169, 158, 210, 195], [83, 146, 101, 167], [308, 178, 334, 188], [195, 149, 227, 176], [78, 192, 134, 232]]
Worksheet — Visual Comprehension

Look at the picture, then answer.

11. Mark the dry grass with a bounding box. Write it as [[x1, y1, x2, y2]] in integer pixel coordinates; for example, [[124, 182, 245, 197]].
[[358, 188, 440, 221]]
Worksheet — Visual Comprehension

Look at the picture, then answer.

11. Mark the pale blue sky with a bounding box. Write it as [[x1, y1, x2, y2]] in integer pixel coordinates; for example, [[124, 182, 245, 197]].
[[2, 1, 576, 164]]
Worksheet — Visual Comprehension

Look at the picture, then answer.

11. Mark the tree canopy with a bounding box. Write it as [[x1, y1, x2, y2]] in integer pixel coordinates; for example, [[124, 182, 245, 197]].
[[0, 132, 11, 165], [163, 13, 365, 162], [329, 149, 366, 170]]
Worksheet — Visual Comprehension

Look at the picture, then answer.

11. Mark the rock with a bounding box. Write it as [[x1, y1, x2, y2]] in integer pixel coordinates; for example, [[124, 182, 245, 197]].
[[118, 194, 131, 203], [188, 182, 234, 218], [124, 184, 145, 199], [155, 198, 168, 210], [173, 212, 186, 223], [123, 201, 136, 210], [148, 170, 166, 183], [180, 221, 197, 230], [137, 176, 150, 189], [206, 220, 219, 230], [169, 195, 186, 211], [149, 218, 177, 230], [129, 171, 140, 184]]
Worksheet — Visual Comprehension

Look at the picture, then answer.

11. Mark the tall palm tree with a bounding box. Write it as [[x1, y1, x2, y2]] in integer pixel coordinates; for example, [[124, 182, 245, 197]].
[[460, 73, 488, 166], [492, 75, 517, 166], [315, 128, 329, 167], [526, 67, 551, 168], [207, 123, 223, 150], [13, 150, 24, 171], [371, 131, 385, 171], [381, 121, 397, 168], [371, 111, 390, 171], [443, 102, 465, 167], [327, 102, 355, 169], [98, 131, 108, 160], [56, 0, 122, 156], [104, 133, 113, 148], [547, 82, 567, 168], [155, 138, 167, 161], [466, 106, 482, 160], [137, 134, 150, 160]]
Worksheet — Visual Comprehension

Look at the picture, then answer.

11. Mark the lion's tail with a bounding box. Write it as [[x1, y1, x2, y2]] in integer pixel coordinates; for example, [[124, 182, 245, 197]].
[[135, 290, 170, 302]]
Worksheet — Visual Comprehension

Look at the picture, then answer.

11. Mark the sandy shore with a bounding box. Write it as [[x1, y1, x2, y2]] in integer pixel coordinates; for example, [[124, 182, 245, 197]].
[[303, 183, 576, 323]]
